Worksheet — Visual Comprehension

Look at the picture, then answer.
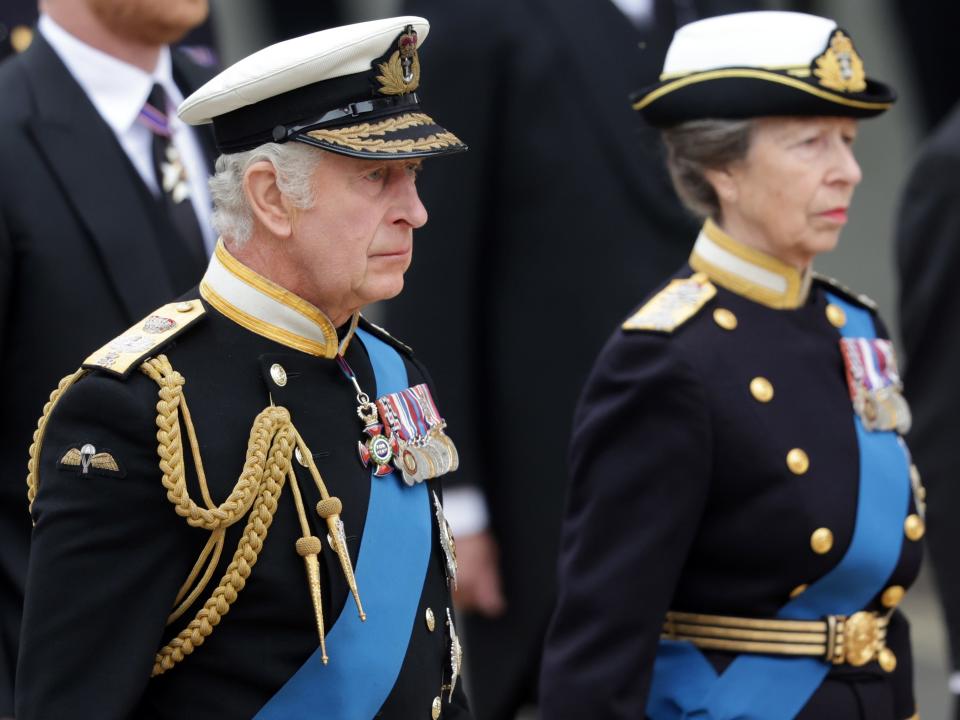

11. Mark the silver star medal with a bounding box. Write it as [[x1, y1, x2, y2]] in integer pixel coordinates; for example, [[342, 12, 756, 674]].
[[161, 145, 191, 204], [432, 491, 457, 589], [446, 608, 462, 701]]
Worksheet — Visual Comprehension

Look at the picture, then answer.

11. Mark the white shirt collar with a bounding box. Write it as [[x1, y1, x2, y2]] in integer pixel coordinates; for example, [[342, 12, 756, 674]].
[[38, 13, 179, 136]]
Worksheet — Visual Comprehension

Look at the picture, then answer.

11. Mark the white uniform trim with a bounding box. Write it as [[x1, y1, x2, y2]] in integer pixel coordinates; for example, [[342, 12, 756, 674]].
[[200, 241, 337, 351], [692, 229, 788, 295]]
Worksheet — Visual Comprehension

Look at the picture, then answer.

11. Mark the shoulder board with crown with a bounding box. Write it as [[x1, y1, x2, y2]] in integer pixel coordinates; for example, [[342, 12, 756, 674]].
[[813, 273, 877, 312], [622, 273, 717, 333], [82, 300, 206, 378], [358, 316, 414, 357]]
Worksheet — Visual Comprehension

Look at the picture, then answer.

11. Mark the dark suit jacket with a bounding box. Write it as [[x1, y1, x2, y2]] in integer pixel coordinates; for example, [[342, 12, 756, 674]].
[[0, 33, 215, 714], [386, 1, 757, 716], [896, 101, 960, 686]]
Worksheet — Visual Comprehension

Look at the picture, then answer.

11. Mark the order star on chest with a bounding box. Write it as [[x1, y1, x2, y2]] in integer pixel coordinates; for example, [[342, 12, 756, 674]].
[[356, 402, 399, 476]]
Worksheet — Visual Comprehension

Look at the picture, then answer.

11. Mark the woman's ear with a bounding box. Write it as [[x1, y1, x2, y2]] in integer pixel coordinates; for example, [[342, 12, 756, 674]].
[[704, 166, 739, 205], [243, 160, 293, 238]]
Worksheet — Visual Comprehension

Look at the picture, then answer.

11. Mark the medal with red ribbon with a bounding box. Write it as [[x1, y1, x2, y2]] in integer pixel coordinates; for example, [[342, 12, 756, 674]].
[[336, 355, 398, 477], [376, 384, 459, 485], [839, 337, 911, 433]]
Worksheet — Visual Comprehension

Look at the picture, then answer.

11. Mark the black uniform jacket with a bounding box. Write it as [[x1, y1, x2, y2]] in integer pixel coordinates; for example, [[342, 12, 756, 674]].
[[16, 245, 470, 719], [541, 222, 923, 720], [0, 32, 215, 712]]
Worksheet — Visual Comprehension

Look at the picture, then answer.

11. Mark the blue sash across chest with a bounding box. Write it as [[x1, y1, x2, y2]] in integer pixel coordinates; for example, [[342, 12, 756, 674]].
[[254, 328, 433, 720], [647, 295, 910, 720]]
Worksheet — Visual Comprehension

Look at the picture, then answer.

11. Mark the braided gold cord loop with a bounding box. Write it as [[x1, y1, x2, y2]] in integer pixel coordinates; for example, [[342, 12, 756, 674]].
[[26, 368, 87, 514], [141, 357, 268, 530], [26, 354, 353, 678], [142, 355, 302, 676]]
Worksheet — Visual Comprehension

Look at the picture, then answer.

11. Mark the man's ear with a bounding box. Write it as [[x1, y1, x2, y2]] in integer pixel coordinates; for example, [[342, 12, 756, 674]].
[[703, 166, 739, 205], [244, 160, 293, 238]]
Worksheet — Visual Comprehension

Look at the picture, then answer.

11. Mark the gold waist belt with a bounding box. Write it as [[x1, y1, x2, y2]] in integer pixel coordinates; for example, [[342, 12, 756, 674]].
[[662, 610, 892, 668]]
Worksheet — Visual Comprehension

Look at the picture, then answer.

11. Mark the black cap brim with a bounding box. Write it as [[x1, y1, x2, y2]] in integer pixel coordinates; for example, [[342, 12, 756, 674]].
[[632, 69, 896, 127]]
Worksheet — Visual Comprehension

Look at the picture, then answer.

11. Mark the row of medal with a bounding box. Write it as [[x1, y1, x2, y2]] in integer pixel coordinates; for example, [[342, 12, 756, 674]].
[[358, 382, 460, 485], [840, 337, 912, 434]]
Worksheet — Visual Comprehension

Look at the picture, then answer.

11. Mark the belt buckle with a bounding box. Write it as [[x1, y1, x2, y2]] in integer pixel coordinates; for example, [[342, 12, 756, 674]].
[[827, 611, 881, 666]]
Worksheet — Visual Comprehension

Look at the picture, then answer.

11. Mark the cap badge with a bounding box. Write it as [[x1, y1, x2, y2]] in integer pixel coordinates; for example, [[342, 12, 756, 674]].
[[376, 25, 420, 95], [813, 30, 867, 93]]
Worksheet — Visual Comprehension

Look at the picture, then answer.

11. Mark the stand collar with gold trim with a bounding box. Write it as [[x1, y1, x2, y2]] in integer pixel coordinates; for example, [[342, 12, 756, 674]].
[[689, 219, 813, 310], [199, 239, 358, 358]]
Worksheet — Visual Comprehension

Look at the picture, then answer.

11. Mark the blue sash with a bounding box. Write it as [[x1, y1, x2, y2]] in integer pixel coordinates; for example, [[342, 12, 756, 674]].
[[647, 295, 910, 720], [255, 328, 432, 720]]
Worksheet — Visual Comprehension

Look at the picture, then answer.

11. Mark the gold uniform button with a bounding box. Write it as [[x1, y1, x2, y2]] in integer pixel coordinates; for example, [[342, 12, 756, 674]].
[[270, 363, 288, 387], [786, 448, 810, 475], [11, 25, 34, 53], [904, 514, 925, 541], [789, 583, 808, 599], [878, 647, 897, 673], [713, 308, 738, 331], [175, 301, 194, 313], [826, 303, 847, 328], [881, 585, 905, 609], [750, 377, 774, 403], [810, 527, 834, 555], [425, 607, 436, 632], [432, 696, 442, 719]]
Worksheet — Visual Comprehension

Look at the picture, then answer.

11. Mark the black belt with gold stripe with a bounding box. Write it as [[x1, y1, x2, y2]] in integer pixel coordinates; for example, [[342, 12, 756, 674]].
[[661, 610, 897, 671]]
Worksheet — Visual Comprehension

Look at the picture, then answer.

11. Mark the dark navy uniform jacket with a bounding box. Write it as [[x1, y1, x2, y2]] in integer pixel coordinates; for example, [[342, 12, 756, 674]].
[[540, 221, 923, 720], [16, 242, 470, 720]]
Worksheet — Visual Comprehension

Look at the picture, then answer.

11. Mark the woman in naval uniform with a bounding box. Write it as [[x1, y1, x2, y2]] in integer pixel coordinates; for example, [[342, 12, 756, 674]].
[[540, 11, 922, 720]]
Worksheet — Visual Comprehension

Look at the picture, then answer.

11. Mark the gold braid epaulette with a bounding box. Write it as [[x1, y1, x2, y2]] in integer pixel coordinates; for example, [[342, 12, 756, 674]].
[[26, 355, 364, 677]]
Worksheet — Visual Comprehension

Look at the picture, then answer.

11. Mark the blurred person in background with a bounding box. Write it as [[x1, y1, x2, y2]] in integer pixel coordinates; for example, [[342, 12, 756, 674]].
[[892, 1, 960, 131], [896, 92, 960, 720], [384, 0, 759, 717], [543, 11, 923, 719], [0, 0, 215, 713]]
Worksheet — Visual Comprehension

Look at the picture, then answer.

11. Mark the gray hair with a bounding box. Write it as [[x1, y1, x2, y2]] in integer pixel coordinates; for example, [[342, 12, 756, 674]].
[[209, 142, 322, 245], [661, 119, 754, 221]]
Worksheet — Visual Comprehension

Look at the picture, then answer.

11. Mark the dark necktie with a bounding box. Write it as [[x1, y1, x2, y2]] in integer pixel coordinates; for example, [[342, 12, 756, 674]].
[[139, 83, 207, 262]]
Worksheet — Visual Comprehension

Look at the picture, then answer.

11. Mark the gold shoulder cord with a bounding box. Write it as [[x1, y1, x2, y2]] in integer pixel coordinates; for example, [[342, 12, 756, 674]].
[[26, 355, 364, 676]]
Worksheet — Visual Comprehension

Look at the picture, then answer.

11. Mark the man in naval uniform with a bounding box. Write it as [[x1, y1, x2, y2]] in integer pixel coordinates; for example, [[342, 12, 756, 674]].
[[16, 17, 471, 720]]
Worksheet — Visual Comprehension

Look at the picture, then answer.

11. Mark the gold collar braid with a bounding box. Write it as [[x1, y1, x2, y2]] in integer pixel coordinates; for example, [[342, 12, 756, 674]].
[[26, 357, 365, 675]]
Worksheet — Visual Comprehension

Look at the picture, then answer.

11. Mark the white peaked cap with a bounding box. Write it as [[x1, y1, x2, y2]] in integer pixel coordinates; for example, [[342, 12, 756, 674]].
[[176, 16, 465, 159]]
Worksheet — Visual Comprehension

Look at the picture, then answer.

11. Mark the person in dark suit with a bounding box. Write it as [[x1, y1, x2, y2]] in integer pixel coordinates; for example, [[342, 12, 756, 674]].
[[16, 17, 473, 719], [384, 1, 758, 717], [0, 0, 215, 713], [896, 98, 960, 717], [542, 11, 922, 719]]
